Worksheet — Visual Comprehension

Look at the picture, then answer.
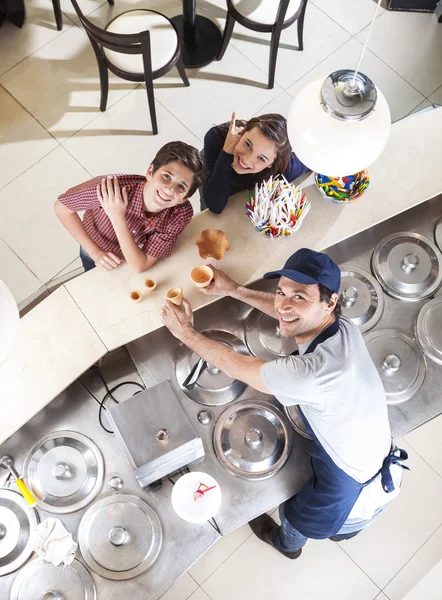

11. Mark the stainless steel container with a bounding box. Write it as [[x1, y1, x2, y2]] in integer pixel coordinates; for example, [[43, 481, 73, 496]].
[[107, 380, 204, 488]]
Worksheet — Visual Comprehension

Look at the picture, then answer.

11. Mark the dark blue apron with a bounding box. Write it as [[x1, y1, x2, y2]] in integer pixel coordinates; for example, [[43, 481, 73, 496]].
[[284, 319, 409, 539]]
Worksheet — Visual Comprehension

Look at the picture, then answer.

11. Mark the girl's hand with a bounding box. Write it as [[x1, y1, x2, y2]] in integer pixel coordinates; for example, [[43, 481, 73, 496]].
[[97, 176, 128, 223], [223, 112, 244, 155]]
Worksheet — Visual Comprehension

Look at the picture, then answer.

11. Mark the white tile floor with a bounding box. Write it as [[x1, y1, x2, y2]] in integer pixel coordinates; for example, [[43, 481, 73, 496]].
[[1, 1, 442, 597]]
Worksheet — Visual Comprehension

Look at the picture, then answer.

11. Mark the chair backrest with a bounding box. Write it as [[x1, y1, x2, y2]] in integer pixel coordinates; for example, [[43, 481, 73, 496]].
[[70, 0, 150, 55], [276, 0, 308, 26], [276, 0, 291, 24]]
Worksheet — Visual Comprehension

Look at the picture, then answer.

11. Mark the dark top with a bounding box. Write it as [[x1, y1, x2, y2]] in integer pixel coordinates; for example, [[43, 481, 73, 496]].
[[201, 124, 309, 214]]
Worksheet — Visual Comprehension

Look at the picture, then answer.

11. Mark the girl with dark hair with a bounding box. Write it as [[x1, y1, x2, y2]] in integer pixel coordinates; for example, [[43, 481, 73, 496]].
[[200, 112, 309, 214]]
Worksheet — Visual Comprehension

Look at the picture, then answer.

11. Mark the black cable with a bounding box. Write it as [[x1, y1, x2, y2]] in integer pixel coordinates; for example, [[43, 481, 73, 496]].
[[99, 380, 145, 433], [209, 517, 221, 535], [81, 368, 145, 435], [78, 379, 114, 434]]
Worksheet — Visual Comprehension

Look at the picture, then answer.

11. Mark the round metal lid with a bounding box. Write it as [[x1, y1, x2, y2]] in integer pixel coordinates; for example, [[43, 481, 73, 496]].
[[284, 405, 312, 440], [0, 489, 39, 576], [364, 329, 426, 404], [339, 264, 384, 333], [372, 232, 442, 301], [176, 330, 248, 406], [244, 310, 298, 361], [10, 558, 96, 600], [435, 218, 442, 252], [416, 296, 442, 365], [78, 494, 162, 580], [213, 401, 292, 480], [23, 431, 104, 514]]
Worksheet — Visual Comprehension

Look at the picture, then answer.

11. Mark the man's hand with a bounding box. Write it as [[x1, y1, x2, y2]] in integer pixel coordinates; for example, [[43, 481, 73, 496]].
[[160, 298, 194, 340], [222, 111, 244, 155], [198, 264, 239, 297], [92, 249, 123, 270], [97, 176, 128, 223]]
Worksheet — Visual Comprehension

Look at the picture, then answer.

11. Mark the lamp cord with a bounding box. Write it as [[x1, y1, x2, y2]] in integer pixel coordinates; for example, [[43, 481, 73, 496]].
[[352, 0, 383, 85]]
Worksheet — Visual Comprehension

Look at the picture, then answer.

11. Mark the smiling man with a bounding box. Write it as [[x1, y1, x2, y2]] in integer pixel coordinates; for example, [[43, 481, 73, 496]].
[[161, 248, 408, 559], [55, 142, 205, 273]]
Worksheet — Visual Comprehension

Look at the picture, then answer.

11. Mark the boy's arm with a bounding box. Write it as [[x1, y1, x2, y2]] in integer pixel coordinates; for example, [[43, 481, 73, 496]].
[[55, 188, 122, 270], [97, 176, 159, 273], [111, 216, 158, 273]]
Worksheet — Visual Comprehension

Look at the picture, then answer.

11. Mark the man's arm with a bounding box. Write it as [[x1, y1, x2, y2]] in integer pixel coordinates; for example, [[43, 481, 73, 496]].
[[54, 200, 122, 270], [199, 265, 277, 319], [161, 299, 271, 394]]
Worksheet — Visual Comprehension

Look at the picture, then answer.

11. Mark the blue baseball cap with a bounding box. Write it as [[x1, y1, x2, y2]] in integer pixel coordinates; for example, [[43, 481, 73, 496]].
[[264, 248, 341, 294]]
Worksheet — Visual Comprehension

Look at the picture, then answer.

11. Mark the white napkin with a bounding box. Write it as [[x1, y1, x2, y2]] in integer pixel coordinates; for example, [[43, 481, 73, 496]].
[[33, 518, 77, 566]]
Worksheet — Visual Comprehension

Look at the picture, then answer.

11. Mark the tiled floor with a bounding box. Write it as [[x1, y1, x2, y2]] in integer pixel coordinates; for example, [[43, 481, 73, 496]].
[[1, 1, 442, 597], [1, 0, 442, 308]]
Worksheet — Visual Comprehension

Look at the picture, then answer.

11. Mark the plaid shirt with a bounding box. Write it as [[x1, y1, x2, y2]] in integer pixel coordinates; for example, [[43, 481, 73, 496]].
[[58, 174, 193, 258]]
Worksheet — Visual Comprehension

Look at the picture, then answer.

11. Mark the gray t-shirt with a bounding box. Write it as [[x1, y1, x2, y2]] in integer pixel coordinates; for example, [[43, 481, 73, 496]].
[[261, 317, 391, 483]]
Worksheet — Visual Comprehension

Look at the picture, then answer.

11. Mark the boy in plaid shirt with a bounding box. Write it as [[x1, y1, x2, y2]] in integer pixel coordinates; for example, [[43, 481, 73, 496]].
[[55, 141, 205, 273]]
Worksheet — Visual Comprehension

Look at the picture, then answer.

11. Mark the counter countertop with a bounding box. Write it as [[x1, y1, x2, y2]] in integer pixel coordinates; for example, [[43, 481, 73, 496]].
[[0, 287, 107, 445], [64, 108, 442, 352], [1, 108, 442, 445]]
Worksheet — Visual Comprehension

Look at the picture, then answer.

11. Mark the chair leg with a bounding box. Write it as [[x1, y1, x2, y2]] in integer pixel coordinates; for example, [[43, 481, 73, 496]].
[[268, 28, 283, 89], [88, 37, 109, 111], [52, 0, 63, 31], [176, 55, 190, 87], [217, 11, 235, 61], [96, 57, 109, 111], [145, 77, 158, 135], [107, 0, 114, 5], [297, 0, 308, 51]]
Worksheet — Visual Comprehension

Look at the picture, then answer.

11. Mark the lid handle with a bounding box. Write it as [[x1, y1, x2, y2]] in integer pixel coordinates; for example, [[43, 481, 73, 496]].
[[0, 523, 6, 540], [156, 429, 169, 443], [41, 591, 63, 600], [52, 462, 74, 480], [108, 476, 124, 491], [109, 526, 130, 546], [206, 362, 220, 375], [401, 253, 420, 273], [341, 286, 359, 307], [382, 354, 401, 373], [245, 429, 263, 447]]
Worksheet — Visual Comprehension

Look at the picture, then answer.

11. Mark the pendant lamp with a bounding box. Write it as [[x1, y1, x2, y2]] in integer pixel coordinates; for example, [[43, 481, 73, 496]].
[[287, 0, 390, 177], [0, 280, 19, 367]]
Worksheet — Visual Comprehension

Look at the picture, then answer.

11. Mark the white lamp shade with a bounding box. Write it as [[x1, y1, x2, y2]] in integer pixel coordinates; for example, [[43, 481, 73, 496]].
[[288, 79, 391, 176], [0, 280, 19, 367]]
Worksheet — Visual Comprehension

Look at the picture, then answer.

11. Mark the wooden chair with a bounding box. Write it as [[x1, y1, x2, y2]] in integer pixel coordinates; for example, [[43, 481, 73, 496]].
[[52, 0, 114, 31], [217, 0, 309, 89], [70, 0, 189, 134]]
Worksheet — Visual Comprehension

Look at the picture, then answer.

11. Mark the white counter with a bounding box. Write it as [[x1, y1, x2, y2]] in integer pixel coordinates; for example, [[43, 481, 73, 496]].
[[1, 107, 441, 445], [0, 287, 107, 444], [65, 108, 442, 351]]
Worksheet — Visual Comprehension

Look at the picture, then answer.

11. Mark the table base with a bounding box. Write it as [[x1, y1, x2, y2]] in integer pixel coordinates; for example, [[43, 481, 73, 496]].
[[171, 14, 222, 68]]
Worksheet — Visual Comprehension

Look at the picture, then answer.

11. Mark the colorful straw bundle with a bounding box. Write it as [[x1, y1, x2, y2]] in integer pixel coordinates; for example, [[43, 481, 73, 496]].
[[245, 176, 311, 238], [315, 170, 370, 203]]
